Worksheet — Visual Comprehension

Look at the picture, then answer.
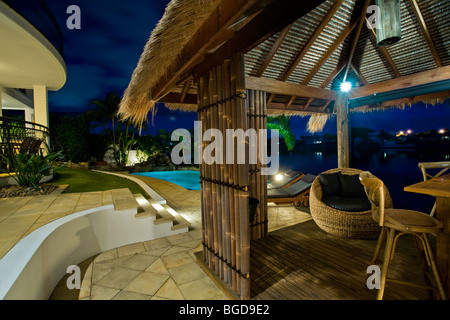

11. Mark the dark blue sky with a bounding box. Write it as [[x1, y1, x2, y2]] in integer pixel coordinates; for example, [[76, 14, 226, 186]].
[[47, 0, 169, 111], [46, 0, 450, 136]]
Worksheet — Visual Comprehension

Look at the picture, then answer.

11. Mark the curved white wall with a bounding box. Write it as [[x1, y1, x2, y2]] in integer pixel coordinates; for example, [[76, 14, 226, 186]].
[[0, 204, 175, 300]]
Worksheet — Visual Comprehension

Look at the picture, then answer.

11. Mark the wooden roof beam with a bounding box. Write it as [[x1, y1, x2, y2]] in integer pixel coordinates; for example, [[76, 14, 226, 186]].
[[255, 23, 294, 77], [343, 0, 371, 81], [366, 18, 401, 77], [159, 92, 198, 105], [194, 0, 327, 80], [304, 60, 347, 110], [267, 0, 346, 104], [246, 75, 337, 101], [302, 16, 360, 86], [273, 15, 360, 108], [281, 0, 346, 82], [351, 62, 369, 86], [180, 77, 192, 103], [350, 65, 450, 99], [408, 0, 443, 67], [267, 102, 328, 114]]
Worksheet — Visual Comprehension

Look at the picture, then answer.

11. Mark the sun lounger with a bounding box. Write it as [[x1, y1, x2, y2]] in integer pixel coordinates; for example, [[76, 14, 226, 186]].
[[268, 173, 316, 206], [267, 170, 305, 189]]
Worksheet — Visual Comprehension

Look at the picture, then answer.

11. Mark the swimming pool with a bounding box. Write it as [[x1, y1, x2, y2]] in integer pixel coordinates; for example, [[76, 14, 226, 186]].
[[132, 170, 200, 190]]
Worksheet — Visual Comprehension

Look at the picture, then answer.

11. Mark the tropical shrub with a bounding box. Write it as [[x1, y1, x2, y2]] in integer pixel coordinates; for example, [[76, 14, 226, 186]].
[[88, 92, 141, 167], [0, 151, 66, 190], [50, 114, 92, 163], [267, 115, 297, 151]]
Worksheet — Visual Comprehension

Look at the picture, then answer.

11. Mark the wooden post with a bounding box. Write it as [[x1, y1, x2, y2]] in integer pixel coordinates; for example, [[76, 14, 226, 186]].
[[336, 92, 350, 168]]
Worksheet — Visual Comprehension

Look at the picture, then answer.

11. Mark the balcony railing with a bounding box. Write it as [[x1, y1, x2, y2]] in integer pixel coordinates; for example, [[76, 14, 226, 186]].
[[0, 116, 49, 170], [2, 0, 64, 56]]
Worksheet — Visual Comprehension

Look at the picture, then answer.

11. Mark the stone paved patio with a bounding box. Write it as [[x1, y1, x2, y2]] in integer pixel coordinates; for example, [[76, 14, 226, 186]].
[[0, 172, 311, 300]]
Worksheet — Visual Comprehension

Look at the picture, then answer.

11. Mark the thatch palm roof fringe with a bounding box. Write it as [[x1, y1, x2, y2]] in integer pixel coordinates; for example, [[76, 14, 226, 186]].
[[118, 0, 222, 125]]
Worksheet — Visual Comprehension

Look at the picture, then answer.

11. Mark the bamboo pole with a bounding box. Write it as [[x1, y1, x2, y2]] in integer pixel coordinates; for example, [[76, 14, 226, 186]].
[[224, 60, 238, 292], [248, 90, 256, 240], [198, 77, 207, 263], [254, 90, 262, 240], [262, 90, 268, 237], [217, 64, 228, 284], [215, 66, 224, 281], [231, 57, 242, 295], [257, 89, 263, 239], [235, 54, 250, 300], [205, 73, 215, 270], [201, 75, 213, 267], [211, 67, 221, 277]]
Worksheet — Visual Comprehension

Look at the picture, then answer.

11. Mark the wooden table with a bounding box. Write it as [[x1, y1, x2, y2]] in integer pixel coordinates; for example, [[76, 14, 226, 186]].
[[404, 174, 450, 297]]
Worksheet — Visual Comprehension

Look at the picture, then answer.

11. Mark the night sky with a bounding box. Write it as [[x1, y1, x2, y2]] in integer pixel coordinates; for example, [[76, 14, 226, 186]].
[[46, 0, 450, 137]]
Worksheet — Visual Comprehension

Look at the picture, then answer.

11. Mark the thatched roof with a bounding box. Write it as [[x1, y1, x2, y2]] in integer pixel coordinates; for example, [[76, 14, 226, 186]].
[[120, 0, 450, 131], [119, 0, 222, 125]]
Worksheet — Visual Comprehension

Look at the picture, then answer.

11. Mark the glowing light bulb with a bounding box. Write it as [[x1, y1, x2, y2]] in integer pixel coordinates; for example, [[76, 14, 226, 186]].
[[275, 174, 283, 181], [340, 81, 352, 92]]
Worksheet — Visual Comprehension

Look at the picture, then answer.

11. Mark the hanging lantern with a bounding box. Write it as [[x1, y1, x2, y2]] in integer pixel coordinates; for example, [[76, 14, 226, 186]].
[[376, 0, 402, 46]]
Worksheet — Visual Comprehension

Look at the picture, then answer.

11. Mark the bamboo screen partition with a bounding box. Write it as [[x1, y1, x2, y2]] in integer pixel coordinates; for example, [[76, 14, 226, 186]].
[[197, 54, 268, 300]]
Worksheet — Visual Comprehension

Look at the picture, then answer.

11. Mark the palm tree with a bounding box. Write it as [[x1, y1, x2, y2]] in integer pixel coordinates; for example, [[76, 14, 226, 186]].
[[267, 115, 297, 152], [88, 92, 144, 167], [88, 92, 120, 139]]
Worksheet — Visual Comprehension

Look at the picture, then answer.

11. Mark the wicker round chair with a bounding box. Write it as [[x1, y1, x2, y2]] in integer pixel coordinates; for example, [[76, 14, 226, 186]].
[[309, 168, 394, 239]]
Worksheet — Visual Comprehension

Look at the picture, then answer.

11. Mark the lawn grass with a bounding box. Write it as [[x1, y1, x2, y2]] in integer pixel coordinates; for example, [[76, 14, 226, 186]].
[[52, 168, 147, 195]]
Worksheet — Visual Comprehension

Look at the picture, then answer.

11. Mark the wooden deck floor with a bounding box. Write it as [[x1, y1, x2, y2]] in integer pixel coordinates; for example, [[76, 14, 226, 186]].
[[251, 220, 438, 300]]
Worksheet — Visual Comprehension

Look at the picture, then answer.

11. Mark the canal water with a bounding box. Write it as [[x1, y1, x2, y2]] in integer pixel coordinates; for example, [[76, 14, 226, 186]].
[[277, 148, 450, 213]]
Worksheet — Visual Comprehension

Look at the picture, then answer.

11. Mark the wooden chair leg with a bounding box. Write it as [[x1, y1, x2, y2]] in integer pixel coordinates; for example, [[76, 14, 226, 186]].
[[414, 235, 435, 299], [377, 228, 396, 300], [422, 233, 447, 300], [372, 226, 387, 265], [430, 201, 436, 217]]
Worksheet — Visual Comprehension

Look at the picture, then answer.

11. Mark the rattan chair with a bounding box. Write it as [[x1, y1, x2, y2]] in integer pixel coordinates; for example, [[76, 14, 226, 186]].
[[359, 171, 447, 300], [309, 168, 393, 239], [418, 161, 450, 216]]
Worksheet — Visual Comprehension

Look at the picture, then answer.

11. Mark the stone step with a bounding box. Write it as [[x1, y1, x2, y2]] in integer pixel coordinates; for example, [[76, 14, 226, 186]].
[[133, 194, 157, 219], [160, 204, 191, 231], [133, 194, 190, 231], [109, 188, 140, 211], [149, 198, 176, 225]]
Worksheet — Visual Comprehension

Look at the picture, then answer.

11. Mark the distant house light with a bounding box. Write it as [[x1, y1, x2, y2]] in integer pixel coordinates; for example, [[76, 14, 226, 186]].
[[340, 81, 352, 92], [439, 129, 446, 134]]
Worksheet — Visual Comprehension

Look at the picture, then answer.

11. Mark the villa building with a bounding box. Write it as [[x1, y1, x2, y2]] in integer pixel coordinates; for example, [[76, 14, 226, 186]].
[[0, 0, 66, 154]]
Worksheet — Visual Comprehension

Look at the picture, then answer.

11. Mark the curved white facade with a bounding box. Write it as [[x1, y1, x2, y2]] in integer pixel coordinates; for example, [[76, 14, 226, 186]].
[[0, 1, 66, 128]]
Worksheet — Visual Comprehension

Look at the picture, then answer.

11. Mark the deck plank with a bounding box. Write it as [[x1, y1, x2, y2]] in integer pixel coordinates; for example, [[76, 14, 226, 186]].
[[251, 220, 433, 300]]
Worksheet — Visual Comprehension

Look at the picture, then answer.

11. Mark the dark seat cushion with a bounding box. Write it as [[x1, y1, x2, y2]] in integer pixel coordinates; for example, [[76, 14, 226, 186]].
[[267, 188, 290, 198], [268, 174, 315, 198], [338, 173, 367, 197], [284, 178, 313, 196], [319, 173, 340, 196], [285, 170, 302, 179], [322, 195, 371, 212]]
